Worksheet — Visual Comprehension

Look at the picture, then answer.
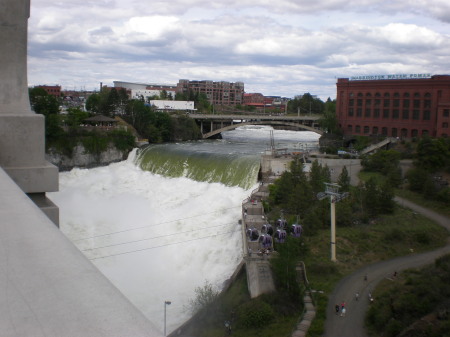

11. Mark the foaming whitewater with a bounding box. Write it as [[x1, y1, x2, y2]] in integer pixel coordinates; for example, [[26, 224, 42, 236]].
[[48, 128, 320, 335], [50, 150, 255, 335]]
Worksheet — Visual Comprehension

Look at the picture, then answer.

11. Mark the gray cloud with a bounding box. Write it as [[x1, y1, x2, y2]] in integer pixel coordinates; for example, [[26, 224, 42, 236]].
[[27, 0, 450, 100]]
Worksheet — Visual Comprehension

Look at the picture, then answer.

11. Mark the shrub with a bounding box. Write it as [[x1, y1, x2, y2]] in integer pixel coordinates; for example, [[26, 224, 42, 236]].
[[237, 299, 274, 328]]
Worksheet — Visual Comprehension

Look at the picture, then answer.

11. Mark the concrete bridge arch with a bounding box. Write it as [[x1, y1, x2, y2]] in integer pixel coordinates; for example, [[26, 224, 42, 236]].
[[196, 120, 323, 139]]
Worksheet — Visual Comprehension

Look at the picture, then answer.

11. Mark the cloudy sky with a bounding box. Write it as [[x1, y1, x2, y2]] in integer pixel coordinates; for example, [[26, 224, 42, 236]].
[[28, 0, 450, 100]]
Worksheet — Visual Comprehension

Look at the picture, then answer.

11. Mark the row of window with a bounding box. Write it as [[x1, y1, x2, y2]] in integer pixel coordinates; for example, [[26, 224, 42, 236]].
[[349, 92, 431, 98], [346, 125, 429, 137], [348, 108, 431, 120], [349, 99, 432, 109]]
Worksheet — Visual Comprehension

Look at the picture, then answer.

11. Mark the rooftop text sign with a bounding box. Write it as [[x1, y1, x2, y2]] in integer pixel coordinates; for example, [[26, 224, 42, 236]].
[[350, 73, 432, 81]]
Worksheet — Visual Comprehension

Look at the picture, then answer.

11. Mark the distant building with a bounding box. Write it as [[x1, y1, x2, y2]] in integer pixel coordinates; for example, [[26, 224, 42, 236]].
[[336, 74, 450, 138], [149, 100, 195, 112], [177, 79, 244, 106], [36, 85, 61, 97], [114, 81, 177, 99]]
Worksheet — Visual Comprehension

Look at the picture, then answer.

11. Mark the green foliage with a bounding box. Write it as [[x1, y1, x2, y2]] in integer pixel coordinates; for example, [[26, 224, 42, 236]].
[[237, 299, 274, 328], [187, 280, 220, 315], [81, 131, 109, 158], [337, 166, 351, 192], [414, 136, 450, 172], [287, 93, 325, 115], [366, 254, 450, 337], [29, 87, 60, 116], [108, 129, 136, 151]]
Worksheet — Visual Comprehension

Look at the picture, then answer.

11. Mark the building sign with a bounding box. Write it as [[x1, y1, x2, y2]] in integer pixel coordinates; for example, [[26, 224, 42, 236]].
[[350, 73, 432, 81]]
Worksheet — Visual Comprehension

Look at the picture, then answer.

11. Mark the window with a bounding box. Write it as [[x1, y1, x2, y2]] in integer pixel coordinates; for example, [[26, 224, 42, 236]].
[[366, 99, 372, 106], [402, 110, 409, 119], [393, 109, 399, 119], [384, 93, 390, 97], [348, 108, 354, 116], [365, 108, 371, 117], [384, 99, 390, 107], [382, 127, 388, 135], [413, 110, 420, 120], [375, 92, 381, 97], [374, 108, 380, 118], [443, 122, 449, 128], [423, 110, 430, 120], [373, 126, 379, 134], [355, 125, 361, 133], [413, 100, 421, 108], [393, 92, 400, 98], [393, 99, 400, 107], [357, 99, 363, 107], [357, 108, 362, 117], [414, 92, 420, 98], [403, 100, 410, 108], [443, 109, 449, 117], [383, 109, 389, 118], [411, 129, 418, 137], [392, 128, 398, 137], [364, 126, 370, 134], [349, 92, 354, 98], [349, 99, 354, 106], [347, 125, 353, 132], [401, 129, 408, 138], [374, 99, 381, 106], [366, 92, 372, 97], [403, 92, 410, 98], [422, 130, 429, 136], [357, 93, 363, 97], [424, 100, 431, 108]]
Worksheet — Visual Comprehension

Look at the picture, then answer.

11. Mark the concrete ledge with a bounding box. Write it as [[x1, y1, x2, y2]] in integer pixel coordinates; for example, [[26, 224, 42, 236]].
[[0, 167, 160, 336], [4, 162, 59, 193]]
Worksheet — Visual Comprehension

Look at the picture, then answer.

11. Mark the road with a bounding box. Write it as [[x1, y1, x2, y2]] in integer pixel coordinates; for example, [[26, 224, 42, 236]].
[[323, 196, 450, 337]]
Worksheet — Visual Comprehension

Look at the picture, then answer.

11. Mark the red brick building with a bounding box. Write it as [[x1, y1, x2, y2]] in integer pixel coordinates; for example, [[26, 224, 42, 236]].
[[336, 75, 450, 138], [37, 85, 61, 98], [177, 79, 244, 105]]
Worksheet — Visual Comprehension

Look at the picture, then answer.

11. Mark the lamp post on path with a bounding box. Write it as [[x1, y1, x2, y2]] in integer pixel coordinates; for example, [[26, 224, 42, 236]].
[[164, 300, 171, 336], [317, 183, 349, 262]]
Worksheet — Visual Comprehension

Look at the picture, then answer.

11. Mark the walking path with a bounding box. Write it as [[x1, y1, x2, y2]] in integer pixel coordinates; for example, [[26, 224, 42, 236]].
[[323, 196, 450, 337]]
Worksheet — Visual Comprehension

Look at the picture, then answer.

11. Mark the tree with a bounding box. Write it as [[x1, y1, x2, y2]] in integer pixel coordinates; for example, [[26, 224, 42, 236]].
[[414, 136, 450, 172], [337, 166, 351, 192], [187, 280, 219, 314]]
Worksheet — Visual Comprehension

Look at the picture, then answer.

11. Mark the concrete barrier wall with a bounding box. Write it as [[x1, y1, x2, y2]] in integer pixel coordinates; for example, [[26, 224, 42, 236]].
[[0, 167, 161, 337]]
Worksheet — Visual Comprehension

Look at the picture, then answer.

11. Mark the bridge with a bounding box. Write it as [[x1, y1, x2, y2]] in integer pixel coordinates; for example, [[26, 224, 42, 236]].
[[188, 114, 323, 138]]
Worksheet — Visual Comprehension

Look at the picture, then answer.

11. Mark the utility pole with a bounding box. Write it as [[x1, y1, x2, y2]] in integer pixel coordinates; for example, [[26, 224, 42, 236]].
[[317, 183, 349, 262]]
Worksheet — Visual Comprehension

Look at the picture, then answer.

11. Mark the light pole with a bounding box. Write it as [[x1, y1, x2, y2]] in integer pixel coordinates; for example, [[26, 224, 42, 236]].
[[164, 300, 171, 336], [317, 183, 349, 262]]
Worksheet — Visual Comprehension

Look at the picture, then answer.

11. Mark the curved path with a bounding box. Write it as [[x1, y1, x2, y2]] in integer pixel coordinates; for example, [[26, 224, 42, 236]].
[[323, 196, 450, 337]]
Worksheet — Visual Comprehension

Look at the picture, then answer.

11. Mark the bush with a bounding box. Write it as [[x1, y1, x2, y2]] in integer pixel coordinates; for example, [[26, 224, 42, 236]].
[[237, 299, 274, 328]]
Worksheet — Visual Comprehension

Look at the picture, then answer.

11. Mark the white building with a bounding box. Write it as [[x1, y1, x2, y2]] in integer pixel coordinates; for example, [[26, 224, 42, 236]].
[[149, 100, 195, 112]]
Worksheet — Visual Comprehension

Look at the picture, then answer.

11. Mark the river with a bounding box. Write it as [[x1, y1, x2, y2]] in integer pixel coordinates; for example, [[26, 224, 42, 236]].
[[48, 126, 320, 335]]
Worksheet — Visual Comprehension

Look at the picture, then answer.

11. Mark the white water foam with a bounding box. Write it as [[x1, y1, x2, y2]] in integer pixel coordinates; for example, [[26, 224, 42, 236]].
[[49, 149, 256, 335]]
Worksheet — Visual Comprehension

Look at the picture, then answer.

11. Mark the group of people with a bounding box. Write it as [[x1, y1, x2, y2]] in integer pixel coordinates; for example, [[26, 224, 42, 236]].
[[335, 302, 346, 317]]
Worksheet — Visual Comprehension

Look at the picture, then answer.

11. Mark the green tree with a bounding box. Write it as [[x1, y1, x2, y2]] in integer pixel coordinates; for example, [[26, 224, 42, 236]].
[[337, 166, 351, 192], [415, 136, 450, 172], [85, 93, 101, 114]]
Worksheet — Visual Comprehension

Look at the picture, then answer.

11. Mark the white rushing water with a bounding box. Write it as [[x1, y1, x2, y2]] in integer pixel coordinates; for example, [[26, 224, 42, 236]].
[[48, 127, 320, 335], [49, 151, 253, 335]]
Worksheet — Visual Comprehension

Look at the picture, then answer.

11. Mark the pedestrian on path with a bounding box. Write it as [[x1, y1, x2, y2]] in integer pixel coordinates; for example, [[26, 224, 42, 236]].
[[355, 292, 359, 301], [335, 304, 340, 315], [340, 307, 346, 317]]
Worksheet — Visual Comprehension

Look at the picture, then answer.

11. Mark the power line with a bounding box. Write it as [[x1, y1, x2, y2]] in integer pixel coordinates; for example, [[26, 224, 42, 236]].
[[82, 222, 237, 252], [88, 229, 241, 261], [73, 205, 241, 242]]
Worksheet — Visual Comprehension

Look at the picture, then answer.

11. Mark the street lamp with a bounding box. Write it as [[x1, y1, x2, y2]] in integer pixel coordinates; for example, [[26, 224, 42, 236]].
[[164, 300, 171, 336], [317, 183, 349, 262]]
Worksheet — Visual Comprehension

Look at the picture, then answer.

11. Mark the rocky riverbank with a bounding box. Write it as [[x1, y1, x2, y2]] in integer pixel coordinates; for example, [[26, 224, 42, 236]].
[[46, 144, 132, 171]]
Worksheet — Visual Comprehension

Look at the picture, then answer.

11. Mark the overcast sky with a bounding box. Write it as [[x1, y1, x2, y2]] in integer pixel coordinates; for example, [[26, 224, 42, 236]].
[[27, 0, 450, 100]]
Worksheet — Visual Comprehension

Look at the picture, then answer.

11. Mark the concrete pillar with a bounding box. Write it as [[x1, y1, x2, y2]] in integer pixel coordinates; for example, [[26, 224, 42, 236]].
[[0, 0, 59, 225]]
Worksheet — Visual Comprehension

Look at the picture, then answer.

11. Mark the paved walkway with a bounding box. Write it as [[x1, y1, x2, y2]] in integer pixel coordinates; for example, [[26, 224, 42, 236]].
[[323, 197, 450, 337]]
